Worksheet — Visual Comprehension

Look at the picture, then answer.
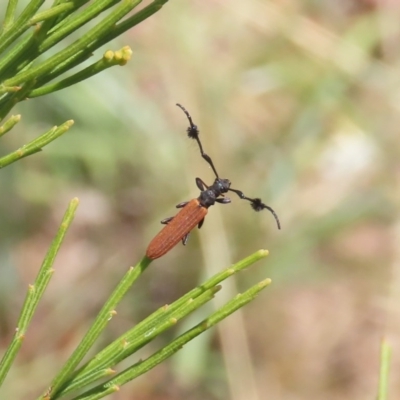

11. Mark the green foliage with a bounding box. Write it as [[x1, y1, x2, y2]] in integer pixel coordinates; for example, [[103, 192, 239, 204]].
[[0, 0, 168, 163], [0, 198, 79, 388]]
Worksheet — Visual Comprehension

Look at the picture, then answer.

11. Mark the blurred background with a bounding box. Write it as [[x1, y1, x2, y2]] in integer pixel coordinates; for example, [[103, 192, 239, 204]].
[[1, 0, 400, 399]]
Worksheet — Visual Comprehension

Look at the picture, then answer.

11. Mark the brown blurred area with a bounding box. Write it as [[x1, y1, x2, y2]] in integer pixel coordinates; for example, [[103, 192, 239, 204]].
[[1, 0, 400, 399]]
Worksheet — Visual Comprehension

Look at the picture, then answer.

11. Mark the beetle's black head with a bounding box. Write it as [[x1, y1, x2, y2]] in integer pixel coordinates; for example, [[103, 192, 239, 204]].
[[214, 178, 231, 194], [199, 189, 217, 208]]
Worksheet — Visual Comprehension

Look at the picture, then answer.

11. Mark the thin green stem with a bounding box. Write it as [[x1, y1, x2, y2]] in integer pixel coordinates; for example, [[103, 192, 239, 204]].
[[37, 256, 153, 400], [83, 0, 169, 56], [0, 83, 22, 95], [0, 119, 74, 169], [0, 80, 36, 122], [63, 367, 116, 393], [0, 0, 46, 55], [110, 0, 169, 40], [0, 198, 79, 387], [30, 50, 93, 88], [0, 32, 36, 82], [38, 0, 120, 53], [48, 0, 92, 29], [0, 114, 21, 138], [0, 0, 19, 35], [377, 338, 391, 400], [29, 2, 77, 25], [72, 279, 272, 400], [28, 46, 133, 98]]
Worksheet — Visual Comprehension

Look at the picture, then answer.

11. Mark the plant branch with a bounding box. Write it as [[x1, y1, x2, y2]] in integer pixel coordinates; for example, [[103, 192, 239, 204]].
[[0, 79, 35, 122], [0, 0, 46, 55], [0, 198, 79, 387], [3, 0, 142, 87], [29, 2, 79, 25], [58, 286, 222, 397], [0, 119, 74, 169], [0, 113, 21, 138], [38, 0, 120, 53], [0, 0, 19, 35], [55, 250, 269, 396], [38, 256, 153, 400], [28, 46, 132, 98], [71, 278, 272, 400]]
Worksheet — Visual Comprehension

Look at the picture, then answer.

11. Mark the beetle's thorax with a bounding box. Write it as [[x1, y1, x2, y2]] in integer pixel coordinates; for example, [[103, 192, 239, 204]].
[[198, 189, 216, 208], [211, 178, 231, 196], [198, 178, 231, 208]]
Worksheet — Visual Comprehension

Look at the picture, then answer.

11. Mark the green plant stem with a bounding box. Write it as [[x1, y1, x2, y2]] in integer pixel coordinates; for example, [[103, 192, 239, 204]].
[[31, 50, 93, 89], [38, 256, 153, 400], [0, 26, 38, 82], [0, 119, 74, 169], [378, 338, 391, 400], [57, 250, 268, 396], [110, 0, 169, 40], [48, 0, 92, 29], [0, 0, 46, 55], [58, 286, 221, 397], [29, 2, 78, 25], [72, 278, 272, 400], [0, 198, 79, 387], [0, 0, 19, 35], [39, 0, 120, 52], [0, 114, 21, 137], [0, 80, 35, 122], [28, 46, 133, 98], [0, 84, 21, 95], [4, 0, 142, 88], [84, 0, 169, 57], [62, 367, 116, 394]]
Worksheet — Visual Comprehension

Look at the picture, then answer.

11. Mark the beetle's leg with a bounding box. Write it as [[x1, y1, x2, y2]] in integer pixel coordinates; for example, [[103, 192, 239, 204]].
[[176, 201, 189, 208], [216, 197, 231, 204], [198, 218, 205, 229], [196, 177, 209, 191], [161, 216, 173, 225], [182, 233, 190, 245]]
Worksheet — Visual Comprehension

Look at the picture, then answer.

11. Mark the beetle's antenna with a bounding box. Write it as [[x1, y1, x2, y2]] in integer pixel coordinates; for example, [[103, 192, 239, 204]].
[[228, 188, 281, 229], [176, 103, 220, 178]]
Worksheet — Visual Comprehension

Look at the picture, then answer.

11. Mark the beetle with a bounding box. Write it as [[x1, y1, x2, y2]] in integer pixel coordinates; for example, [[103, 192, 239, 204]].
[[146, 103, 280, 260]]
